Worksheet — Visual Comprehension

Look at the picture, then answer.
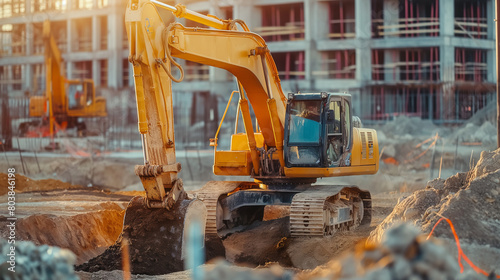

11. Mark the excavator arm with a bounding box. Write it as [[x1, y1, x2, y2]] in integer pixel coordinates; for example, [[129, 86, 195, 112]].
[[126, 0, 288, 206]]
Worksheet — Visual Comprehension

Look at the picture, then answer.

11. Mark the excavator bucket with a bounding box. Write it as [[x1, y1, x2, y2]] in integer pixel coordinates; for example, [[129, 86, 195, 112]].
[[79, 196, 207, 275]]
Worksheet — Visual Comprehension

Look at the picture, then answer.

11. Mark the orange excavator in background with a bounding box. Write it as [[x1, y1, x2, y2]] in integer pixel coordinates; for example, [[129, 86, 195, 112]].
[[20, 20, 107, 138], [121, 0, 379, 274]]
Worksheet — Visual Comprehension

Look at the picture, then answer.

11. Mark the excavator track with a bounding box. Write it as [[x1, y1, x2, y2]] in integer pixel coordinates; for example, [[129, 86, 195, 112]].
[[290, 185, 371, 237], [194, 181, 248, 237]]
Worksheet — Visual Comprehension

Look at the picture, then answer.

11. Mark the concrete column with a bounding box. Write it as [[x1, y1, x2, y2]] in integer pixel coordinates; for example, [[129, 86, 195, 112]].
[[355, 0, 372, 84], [440, 0, 454, 83], [439, 0, 455, 122], [92, 16, 99, 52], [304, 0, 315, 83], [383, 0, 399, 38], [487, 50, 496, 83], [67, 61, 73, 80], [440, 0, 454, 37], [25, 0, 32, 14], [232, 2, 261, 29], [487, 0, 496, 83], [312, 0, 329, 40], [107, 9, 123, 88], [93, 60, 100, 86], [488, 0, 495, 40], [355, 0, 371, 39], [24, 64, 32, 92], [67, 19, 72, 53], [383, 49, 398, 82], [25, 22, 32, 56]]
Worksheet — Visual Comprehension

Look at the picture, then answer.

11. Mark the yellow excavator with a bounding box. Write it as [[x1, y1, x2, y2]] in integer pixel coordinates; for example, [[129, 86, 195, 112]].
[[20, 20, 107, 137], [120, 0, 378, 274]]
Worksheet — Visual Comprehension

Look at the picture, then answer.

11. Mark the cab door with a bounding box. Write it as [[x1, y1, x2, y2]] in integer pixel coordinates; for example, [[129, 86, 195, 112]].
[[325, 98, 343, 166]]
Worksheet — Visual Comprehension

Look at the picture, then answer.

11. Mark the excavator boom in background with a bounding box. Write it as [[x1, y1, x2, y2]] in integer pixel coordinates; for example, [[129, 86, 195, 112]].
[[122, 0, 379, 274], [20, 20, 107, 138]]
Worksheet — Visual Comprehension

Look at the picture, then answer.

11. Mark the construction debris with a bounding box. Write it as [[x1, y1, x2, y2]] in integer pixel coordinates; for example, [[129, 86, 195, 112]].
[[0, 238, 78, 280]]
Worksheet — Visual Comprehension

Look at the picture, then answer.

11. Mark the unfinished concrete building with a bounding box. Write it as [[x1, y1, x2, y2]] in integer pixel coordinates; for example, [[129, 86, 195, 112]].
[[177, 0, 496, 125], [0, 0, 496, 138]]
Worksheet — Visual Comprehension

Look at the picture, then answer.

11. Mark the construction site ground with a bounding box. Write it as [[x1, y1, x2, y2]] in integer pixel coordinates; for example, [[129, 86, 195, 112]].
[[1, 116, 499, 279]]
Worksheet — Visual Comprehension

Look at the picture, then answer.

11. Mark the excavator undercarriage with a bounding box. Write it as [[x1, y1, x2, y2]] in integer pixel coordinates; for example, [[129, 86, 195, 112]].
[[192, 181, 371, 238]]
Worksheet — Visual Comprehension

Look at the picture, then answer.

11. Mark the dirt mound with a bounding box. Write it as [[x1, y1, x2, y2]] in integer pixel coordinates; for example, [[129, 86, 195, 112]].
[[0, 173, 82, 195], [369, 148, 500, 274], [370, 148, 500, 246], [300, 223, 489, 280], [0, 201, 125, 265]]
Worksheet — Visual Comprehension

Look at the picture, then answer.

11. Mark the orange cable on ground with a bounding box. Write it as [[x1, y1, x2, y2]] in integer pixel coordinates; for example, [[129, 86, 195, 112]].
[[427, 216, 500, 279]]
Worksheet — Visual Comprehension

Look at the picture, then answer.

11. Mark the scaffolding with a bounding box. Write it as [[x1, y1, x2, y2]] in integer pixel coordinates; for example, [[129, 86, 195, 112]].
[[328, 0, 355, 39], [455, 48, 487, 82], [369, 86, 439, 121], [73, 61, 92, 80], [372, 0, 440, 38], [454, 0, 488, 39], [314, 50, 356, 79], [257, 3, 305, 42], [0, 24, 26, 56], [372, 47, 440, 83], [272, 51, 305, 80]]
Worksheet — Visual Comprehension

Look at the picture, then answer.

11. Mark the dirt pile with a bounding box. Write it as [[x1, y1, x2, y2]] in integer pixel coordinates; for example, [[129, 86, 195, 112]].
[[0, 238, 78, 279], [369, 148, 500, 273], [0, 173, 82, 195], [370, 148, 500, 244], [300, 223, 489, 280], [0, 173, 132, 265]]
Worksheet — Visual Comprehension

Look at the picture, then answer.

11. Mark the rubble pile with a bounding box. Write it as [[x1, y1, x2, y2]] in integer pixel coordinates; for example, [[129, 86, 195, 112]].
[[447, 121, 497, 146], [301, 224, 489, 280], [0, 238, 78, 280]]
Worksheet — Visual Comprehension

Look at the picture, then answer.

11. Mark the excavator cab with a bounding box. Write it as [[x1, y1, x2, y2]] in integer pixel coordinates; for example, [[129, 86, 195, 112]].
[[66, 79, 107, 117], [284, 92, 352, 168]]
